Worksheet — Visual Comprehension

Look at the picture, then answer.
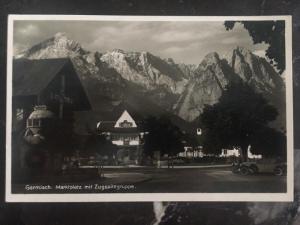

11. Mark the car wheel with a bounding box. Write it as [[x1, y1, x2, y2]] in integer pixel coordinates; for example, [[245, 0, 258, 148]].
[[240, 166, 249, 175], [250, 165, 258, 174], [274, 167, 284, 176], [232, 166, 240, 174]]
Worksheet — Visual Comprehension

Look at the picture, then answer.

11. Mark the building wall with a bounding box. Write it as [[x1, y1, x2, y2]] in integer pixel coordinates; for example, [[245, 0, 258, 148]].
[[247, 149, 262, 159], [111, 133, 140, 146], [178, 148, 205, 158], [112, 139, 140, 146]]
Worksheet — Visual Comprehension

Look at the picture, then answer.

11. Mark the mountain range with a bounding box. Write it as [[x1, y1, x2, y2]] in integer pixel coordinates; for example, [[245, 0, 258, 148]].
[[15, 32, 286, 132]]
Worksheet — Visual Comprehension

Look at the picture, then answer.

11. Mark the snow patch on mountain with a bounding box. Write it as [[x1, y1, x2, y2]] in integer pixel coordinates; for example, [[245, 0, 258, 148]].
[[100, 49, 188, 94], [15, 32, 88, 59]]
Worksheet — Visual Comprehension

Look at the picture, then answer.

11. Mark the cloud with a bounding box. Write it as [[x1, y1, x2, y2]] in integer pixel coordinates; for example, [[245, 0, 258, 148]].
[[15, 24, 40, 36], [151, 22, 224, 44], [153, 30, 206, 43], [253, 49, 267, 58], [162, 46, 185, 54], [13, 20, 271, 65], [220, 36, 239, 44]]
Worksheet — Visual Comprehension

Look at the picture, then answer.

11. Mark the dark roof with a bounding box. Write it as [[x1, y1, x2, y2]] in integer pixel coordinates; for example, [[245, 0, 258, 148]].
[[13, 58, 70, 96], [98, 121, 117, 131], [97, 121, 145, 133]]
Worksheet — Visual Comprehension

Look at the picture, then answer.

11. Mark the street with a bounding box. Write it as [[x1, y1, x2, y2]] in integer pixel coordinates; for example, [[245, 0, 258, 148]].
[[12, 167, 287, 193], [131, 167, 286, 193]]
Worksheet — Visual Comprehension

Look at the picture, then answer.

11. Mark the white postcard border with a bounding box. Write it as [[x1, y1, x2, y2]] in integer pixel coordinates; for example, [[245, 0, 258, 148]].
[[6, 15, 294, 202]]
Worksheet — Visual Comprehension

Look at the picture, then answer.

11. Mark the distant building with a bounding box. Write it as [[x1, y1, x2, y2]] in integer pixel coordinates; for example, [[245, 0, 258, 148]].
[[219, 149, 240, 157], [247, 148, 263, 159], [97, 110, 147, 165], [178, 146, 205, 158]]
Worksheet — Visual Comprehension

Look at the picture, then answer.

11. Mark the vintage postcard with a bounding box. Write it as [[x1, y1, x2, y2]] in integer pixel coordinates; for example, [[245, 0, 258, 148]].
[[6, 15, 293, 202]]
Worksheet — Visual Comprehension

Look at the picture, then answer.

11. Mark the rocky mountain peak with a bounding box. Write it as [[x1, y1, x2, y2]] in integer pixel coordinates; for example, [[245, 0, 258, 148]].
[[196, 52, 226, 76], [203, 51, 220, 60], [165, 58, 176, 65], [100, 49, 188, 88], [224, 46, 254, 66], [198, 52, 222, 69], [15, 32, 87, 59], [53, 32, 67, 40], [111, 49, 126, 54], [234, 46, 253, 55], [225, 46, 284, 93]]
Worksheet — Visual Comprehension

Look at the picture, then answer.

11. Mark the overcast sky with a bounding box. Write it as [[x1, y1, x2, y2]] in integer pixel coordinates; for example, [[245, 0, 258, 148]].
[[13, 20, 269, 65]]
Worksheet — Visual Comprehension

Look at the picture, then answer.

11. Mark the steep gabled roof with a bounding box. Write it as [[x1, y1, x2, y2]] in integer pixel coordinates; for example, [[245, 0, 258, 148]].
[[97, 110, 144, 133], [95, 102, 145, 122], [13, 58, 70, 96], [114, 110, 137, 128]]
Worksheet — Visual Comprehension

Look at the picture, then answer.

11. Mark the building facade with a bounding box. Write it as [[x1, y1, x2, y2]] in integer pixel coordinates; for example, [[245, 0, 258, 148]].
[[220, 149, 240, 158], [12, 58, 91, 171], [97, 110, 147, 165]]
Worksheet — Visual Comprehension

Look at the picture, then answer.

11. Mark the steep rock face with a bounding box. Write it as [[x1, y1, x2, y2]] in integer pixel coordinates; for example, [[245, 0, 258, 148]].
[[225, 46, 284, 94], [225, 47, 286, 129], [174, 52, 240, 122], [99, 50, 191, 111], [100, 50, 188, 94], [164, 58, 197, 79], [175, 48, 285, 125], [71, 53, 127, 111], [177, 63, 198, 79]]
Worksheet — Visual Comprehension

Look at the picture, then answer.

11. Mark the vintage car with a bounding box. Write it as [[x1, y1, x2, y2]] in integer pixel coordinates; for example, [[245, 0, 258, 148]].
[[232, 158, 286, 176]]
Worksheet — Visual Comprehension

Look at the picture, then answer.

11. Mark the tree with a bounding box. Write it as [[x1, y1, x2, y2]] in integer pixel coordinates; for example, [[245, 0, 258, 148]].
[[250, 126, 286, 158], [199, 82, 285, 159], [143, 115, 184, 158], [224, 21, 285, 74], [183, 132, 202, 150]]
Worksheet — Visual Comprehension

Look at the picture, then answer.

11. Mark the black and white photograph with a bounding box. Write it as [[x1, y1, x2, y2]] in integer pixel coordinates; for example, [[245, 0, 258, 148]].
[[6, 15, 293, 202]]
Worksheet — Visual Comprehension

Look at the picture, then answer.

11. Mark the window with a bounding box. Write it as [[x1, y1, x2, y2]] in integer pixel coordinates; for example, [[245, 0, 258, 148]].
[[27, 119, 41, 127], [33, 119, 40, 127], [131, 136, 138, 141], [16, 108, 24, 121], [123, 138, 130, 146], [27, 119, 33, 127], [120, 120, 132, 128]]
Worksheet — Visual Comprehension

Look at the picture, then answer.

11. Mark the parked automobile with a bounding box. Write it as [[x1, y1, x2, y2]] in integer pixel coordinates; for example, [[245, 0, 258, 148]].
[[232, 161, 241, 174], [232, 158, 286, 176], [173, 158, 186, 165]]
